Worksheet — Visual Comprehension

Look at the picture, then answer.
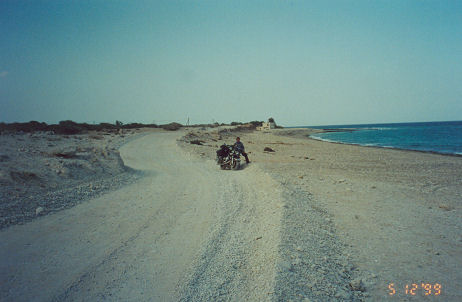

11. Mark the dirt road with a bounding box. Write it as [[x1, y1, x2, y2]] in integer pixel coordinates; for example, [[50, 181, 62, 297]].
[[0, 131, 284, 301]]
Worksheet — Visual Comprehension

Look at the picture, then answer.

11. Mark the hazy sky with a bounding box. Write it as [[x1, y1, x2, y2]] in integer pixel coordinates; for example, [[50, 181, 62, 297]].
[[1, 1, 461, 126]]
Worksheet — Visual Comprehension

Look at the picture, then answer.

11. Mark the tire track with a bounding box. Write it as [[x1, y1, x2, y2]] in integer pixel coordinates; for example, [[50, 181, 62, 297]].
[[178, 169, 283, 301]]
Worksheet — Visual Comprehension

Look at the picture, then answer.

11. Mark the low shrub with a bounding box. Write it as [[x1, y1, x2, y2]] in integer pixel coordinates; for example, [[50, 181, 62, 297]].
[[160, 122, 182, 131]]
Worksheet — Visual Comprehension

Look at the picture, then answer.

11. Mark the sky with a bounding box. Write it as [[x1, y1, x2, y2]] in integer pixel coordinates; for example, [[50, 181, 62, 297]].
[[1, 0, 461, 127]]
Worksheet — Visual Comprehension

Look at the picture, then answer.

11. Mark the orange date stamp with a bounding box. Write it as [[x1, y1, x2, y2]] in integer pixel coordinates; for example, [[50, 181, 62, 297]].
[[388, 283, 442, 296]]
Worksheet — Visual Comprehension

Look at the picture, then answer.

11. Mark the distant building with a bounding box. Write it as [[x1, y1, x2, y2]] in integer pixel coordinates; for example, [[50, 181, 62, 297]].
[[257, 121, 275, 131]]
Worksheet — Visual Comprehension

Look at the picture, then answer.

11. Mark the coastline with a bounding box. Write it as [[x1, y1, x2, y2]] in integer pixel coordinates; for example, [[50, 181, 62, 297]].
[[2, 126, 460, 300], [308, 133, 462, 158]]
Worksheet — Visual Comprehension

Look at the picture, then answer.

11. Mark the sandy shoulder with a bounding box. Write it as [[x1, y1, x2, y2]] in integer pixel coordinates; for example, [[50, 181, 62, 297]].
[[256, 129, 462, 301]]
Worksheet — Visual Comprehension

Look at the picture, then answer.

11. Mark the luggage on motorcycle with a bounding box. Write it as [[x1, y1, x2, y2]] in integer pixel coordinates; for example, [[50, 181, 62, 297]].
[[216, 144, 230, 157]]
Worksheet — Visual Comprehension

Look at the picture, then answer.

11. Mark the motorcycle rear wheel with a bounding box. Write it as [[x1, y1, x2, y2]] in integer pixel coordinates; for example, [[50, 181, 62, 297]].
[[232, 160, 240, 170]]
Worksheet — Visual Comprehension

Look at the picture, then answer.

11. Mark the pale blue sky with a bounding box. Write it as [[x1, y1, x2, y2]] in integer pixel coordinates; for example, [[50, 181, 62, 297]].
[[1, 0, 461, 126]]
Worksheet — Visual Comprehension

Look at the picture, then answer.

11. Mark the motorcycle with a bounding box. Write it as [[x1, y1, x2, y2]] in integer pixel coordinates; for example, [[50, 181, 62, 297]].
[[216, 144, 241, 170], [216, 144, 230, 165]]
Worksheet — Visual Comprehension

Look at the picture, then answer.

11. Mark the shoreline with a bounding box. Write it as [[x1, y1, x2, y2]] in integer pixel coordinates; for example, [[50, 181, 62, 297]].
[[284, 126, 462, 157], [286, 123, 462, 157], [307, 134, 462, 158]]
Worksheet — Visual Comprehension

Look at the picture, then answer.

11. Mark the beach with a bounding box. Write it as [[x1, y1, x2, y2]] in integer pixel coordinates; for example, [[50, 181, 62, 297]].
[[181, 127, 462, 301], [1, 127, 461, 301]]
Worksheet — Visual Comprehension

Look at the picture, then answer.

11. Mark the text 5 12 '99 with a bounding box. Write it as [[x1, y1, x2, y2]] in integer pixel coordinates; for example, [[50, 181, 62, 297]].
[[388, 283, 442, 296]]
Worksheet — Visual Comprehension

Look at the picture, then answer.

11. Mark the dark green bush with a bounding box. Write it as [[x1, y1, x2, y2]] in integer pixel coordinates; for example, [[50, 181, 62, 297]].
[[160, 122, 182, 131]]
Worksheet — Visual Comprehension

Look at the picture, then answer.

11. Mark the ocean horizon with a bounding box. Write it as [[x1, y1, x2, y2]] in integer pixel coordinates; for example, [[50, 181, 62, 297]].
[[293, 120, 462, 156]]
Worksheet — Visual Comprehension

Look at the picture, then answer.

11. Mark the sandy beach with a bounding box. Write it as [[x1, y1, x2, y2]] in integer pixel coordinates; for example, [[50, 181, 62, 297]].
[[180, 127, 462, 301], [1, 127, 461, 301]]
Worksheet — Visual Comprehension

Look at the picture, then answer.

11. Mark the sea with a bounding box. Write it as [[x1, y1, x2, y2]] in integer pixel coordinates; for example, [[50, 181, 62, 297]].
[[300, 121, 462, 156]]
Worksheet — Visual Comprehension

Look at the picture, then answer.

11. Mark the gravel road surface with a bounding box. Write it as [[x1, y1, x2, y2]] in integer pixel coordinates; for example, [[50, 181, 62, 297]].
[[1, 130, 367, 301], [0, 131, 292, 301]]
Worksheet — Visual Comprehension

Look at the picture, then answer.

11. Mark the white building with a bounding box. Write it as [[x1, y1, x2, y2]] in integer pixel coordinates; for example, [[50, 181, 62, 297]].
[[257, 121, 275, 131]]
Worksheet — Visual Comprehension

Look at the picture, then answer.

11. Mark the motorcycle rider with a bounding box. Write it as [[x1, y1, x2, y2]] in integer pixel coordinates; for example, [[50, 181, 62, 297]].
[[234, 137, 250, 164]]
